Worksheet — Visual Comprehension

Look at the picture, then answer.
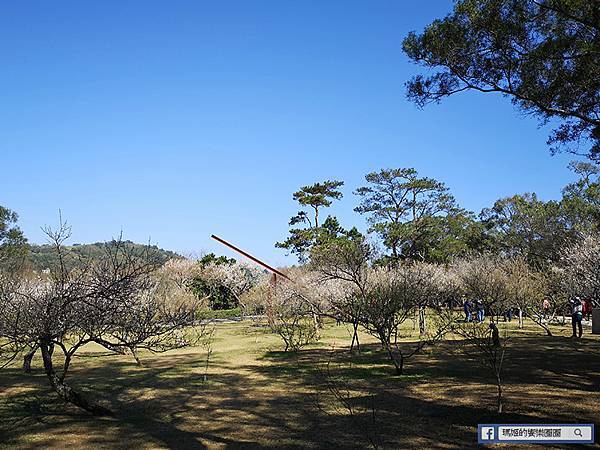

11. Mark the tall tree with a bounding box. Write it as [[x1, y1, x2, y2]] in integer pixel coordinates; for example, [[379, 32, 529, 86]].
[[403, 0, 600, 161], [0, 206, 28, 271], [276, 180, 345, 261], [317, 216, 363, 243], [354, 168, 462, 263], [407, 212, 496, 264], [560, 160, 600, 231], [291, 180, 344, 229], [481, 193, 576, 267]]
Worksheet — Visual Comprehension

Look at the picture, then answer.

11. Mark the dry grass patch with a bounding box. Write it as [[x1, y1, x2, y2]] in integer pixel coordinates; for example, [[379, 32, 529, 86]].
[[0, 319, 598, 448]]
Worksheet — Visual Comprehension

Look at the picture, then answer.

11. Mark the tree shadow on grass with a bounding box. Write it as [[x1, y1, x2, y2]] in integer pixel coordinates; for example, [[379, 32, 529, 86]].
[[1, 334, 598, 448], [253, 335, 600, 447], [1, 352, 325, 449], [258, 334, 600, 391]]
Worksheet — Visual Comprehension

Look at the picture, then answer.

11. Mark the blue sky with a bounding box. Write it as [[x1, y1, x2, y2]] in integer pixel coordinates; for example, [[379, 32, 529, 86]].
[[1, 1, 578, 266]]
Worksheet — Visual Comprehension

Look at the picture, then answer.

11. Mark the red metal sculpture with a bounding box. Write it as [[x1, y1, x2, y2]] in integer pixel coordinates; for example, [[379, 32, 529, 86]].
[[210, 234, 290, 284]]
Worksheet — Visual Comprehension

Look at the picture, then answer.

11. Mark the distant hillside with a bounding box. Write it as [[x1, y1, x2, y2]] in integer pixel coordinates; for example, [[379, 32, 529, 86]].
[[27, 241, 181, 271]]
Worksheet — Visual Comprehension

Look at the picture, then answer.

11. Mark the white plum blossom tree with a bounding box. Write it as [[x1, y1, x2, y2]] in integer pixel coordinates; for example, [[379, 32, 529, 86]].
[[196, 259, 268, 313], [358, 263, 453, 375], [250, 267, 320, 351], [556, 233, 600, 302], [0, 223, 203, 415]]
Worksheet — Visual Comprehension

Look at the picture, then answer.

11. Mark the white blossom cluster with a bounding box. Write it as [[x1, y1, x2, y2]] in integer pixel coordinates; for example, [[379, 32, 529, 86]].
[[556, 233, 600, 300]]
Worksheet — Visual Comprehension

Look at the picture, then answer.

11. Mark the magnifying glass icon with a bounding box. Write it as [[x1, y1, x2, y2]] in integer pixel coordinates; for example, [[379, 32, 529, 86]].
[[574, 428, 583, 437]]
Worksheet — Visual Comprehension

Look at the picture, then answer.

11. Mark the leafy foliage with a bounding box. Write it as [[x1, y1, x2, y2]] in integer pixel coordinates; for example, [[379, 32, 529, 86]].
[[26, 240, 180, 272], [481, 162, 599, 268], [481, 193, 575, 267], [190, 254, 266, 310], [0, 206, 28, 271], [354, 168, 488, 264], [403, 0, 600, 160], [276, 180, 360, 262], [190, 253, 237, 310], [561, 161, 600, 230]]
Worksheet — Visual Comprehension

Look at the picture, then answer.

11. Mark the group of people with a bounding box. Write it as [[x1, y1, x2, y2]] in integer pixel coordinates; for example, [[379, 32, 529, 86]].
[[461, 295, 594, 338], [462, 297, 485, 323]]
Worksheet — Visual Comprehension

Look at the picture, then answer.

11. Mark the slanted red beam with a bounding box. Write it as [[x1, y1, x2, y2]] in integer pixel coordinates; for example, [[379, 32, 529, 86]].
[[211, 234, 290, 281]]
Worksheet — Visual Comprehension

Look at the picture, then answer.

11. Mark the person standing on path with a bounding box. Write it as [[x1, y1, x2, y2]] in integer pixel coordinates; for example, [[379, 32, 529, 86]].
[[571, 297, 584, 338], [463, 297, 472, 322], [476, 299, 485, 323], [542, 298, 550, 320]]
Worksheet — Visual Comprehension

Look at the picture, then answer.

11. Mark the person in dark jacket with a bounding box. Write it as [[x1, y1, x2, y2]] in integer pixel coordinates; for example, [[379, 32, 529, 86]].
[[571, 297, 583, 338], [463, 297, 472, 322], [476, 299, 485, 323]]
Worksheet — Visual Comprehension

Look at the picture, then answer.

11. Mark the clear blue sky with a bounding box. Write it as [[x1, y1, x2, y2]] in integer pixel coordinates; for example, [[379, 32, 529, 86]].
[[1, 1, 577, 266]]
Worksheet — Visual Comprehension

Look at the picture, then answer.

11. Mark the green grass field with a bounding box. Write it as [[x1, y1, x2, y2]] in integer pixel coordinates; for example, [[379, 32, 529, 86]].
[[1, 318, 598, 449]]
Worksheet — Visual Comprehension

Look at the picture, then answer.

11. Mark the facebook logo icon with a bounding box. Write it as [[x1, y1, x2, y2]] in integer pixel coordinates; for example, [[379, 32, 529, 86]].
[[480, 426, 496, 442]]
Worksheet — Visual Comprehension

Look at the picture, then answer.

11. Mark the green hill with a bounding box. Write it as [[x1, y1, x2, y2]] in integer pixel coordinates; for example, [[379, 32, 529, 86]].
[[27, 241, 181, 271]]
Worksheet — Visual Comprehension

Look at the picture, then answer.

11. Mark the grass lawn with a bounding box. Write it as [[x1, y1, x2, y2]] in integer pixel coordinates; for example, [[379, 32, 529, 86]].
[[0, 318, 598, 449]]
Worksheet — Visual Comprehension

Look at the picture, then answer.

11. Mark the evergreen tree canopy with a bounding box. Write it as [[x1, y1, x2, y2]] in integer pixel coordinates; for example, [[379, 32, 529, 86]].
[[403, 0, 600, 160]]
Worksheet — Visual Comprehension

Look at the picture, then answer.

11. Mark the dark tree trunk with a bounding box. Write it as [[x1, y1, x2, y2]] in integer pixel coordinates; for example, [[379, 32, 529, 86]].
[[496, 374, 503, 414], [39, 342, 113, 416], [312, 312, 321, 339], [533, 319, 553, 336], [129, 346, 142, 366], [23, 343, 54, 373], [384, 341, 403, 375], [418, 306, 426, 335], [350, 320, 361, 353], [23, 346, 38, 373]]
